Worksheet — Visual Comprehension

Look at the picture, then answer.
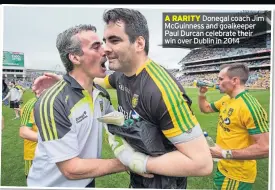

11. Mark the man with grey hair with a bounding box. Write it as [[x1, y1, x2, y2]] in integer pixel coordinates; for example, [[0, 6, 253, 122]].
[[32, 8, 213, 189], [198, 63, 269, 190], [27, 24, 151, 188]]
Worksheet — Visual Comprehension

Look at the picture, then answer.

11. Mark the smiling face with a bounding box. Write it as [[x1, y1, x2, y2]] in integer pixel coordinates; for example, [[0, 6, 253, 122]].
[[70, 30, 107, 79], [103, 21, 136, 73]]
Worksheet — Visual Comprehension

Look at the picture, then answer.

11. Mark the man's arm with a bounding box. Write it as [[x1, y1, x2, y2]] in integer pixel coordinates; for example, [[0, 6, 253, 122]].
[[19, 126, 38, 142], [2, 91, 11, 102], [32, 73, 62, 96], [128, 79, 213, 177], [32, 73, 114, 95], [198, 87, 215, 113], [57, 157, 127, 180], [94, 78, 109, 89], [95, 72, 122, 90], [231, 133, 269, 159], [146, 134, 213, 177], [94, 75, 115, 89], [34, 86, 130, 180], [210, 132, 269, 160]]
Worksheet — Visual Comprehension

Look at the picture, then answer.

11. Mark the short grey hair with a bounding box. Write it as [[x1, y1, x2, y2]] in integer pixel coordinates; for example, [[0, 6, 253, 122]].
[[56, 24, 97, 73]]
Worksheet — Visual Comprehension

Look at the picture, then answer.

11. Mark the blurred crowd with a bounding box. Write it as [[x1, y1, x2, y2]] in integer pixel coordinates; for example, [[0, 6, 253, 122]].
[[182, 59, 270, 73], [174, 69, 270, 89], [180, 34, 271, 63], [3, 71, 65, 90]]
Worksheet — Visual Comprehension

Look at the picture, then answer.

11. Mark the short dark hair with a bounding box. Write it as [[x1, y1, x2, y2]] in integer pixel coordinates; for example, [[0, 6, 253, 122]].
[[56, 24, 97, 73], [103, 8, 149, 55], [220, 63, 249, 84]]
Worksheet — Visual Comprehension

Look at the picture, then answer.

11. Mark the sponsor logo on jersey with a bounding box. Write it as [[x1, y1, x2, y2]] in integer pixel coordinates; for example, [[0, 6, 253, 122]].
[[76, 111, 88, 123], [224, 118, 231, 125]]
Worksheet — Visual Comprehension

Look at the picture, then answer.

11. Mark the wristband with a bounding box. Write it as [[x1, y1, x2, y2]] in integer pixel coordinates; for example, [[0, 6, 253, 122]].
[[222, 149, 233, 159], [198, 92, 206, 97]]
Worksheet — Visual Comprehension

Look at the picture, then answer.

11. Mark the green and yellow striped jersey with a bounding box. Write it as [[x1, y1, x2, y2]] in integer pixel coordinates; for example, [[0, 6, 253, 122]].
[[211, 90, 269, 183]]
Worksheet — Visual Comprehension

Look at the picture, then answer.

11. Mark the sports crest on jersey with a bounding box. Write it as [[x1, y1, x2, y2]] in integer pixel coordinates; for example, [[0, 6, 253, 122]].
[[132, 94, 139, 108]]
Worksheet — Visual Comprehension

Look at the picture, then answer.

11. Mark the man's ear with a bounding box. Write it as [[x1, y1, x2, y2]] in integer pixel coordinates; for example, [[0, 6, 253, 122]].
[[135, 36, 145, 53], [232, 77, 239, 85], [68, 53, 81, 65]]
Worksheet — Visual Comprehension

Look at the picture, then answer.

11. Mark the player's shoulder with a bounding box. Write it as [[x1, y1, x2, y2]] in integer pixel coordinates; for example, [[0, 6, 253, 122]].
[[237, 90, 264, 109], [22, 97, 37, 113], [26, 97, 38, 104], [142, 59, 180, 93], [24, 97, 37, 107]]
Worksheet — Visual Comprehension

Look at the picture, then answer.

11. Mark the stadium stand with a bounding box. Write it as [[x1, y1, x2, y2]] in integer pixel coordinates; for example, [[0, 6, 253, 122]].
[[3, 69, 65, 89], [168, 11, 271, 90], [173, 32, 271, 90]]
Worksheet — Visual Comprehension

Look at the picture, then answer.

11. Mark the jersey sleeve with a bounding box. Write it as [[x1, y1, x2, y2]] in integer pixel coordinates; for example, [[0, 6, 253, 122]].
[[27, 110, 35, 128], [144, 64, 202, 144], [210, 95, 231, 112], [103, 72, 123, 89], [20, 98, 36, 127], [240, 94, 269, 135], [34, 89, 79, 164]]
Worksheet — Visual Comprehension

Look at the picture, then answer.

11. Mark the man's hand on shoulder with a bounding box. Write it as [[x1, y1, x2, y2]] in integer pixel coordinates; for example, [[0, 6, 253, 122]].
[[32, 73, 62, 96]]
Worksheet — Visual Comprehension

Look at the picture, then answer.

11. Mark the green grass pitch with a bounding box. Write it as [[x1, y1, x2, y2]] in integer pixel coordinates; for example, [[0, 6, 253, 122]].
[[1, 88, 270, 189]]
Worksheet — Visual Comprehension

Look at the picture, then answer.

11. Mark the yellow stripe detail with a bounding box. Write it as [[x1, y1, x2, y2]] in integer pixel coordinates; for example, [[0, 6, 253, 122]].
[[245, 94, 266, 132], [25, 98, 36, 124], [136, 58, 151, 76], [247, 94, 269, 132], [146, 62, 195, 138], [221, 177, 230, 190], [82, 90, 94, 114], [29, 160, 32, 173], [21, 98, 36, 126], [24, 160, 27, 175], [40, 80, 64, 141], [162, 126, 185, 137], [104, 76, 113, 89], [24, 160, 32, 176], [151, 62, 197, 129], [230, 179, 236, 190], [233, 180, 240, 190], [243, 94, 264, 133], [50, 82, 67, 140], [21, 100, 29, 125], [145, 66, 185, 137], [45, 81, 66, 140], [68, 98, 90, 118]]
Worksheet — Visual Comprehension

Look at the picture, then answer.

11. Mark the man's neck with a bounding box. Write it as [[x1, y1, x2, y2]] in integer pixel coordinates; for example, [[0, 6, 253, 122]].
[[124, 55, 149, 77], [230, 86, 246, 98], [69, 69, 94, 93]]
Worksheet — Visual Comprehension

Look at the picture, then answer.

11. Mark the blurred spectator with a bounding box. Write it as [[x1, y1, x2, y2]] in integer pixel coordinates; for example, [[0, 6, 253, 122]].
[[2, 79, 9, 106]]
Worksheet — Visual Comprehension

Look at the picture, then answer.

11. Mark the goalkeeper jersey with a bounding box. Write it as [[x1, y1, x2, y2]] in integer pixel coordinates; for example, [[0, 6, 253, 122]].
[[104, 58, 202, 146], [210, 90, 269, 183]]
